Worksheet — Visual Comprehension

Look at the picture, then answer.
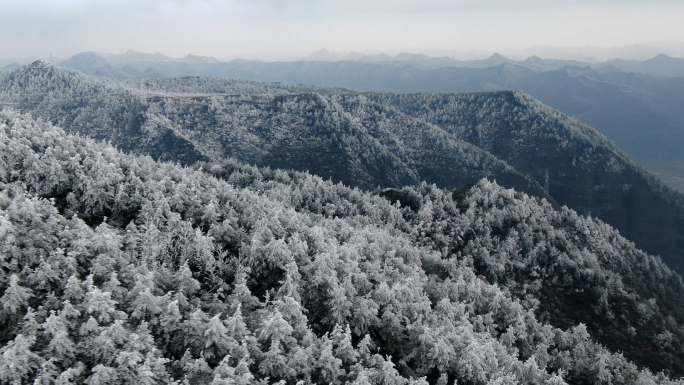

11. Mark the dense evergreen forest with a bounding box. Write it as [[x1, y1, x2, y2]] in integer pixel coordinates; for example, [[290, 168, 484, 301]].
[[2, 62, 683, 275], [1, 110, 684, 384], [370, 92, 684, 272], [2, 62, 684, 383]]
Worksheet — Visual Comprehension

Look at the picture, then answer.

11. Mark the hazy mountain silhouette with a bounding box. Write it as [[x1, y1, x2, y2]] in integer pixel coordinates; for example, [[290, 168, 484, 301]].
[[60, 51, 132, 80]]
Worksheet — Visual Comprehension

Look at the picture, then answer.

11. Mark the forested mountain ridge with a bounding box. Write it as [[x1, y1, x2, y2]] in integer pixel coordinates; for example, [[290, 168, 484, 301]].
[[1, 111, 684, 383], [133, 92, 550, 197], [124, 76, 352, 95], [0, 61, 343, 166], [2, 61, 684, 275], [58, 53, 684, 184], [0, 61, 551, 200], [371, 92, 684, 272]]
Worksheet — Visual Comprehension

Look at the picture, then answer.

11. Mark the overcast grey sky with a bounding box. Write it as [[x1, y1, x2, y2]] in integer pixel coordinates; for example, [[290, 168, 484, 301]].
[[1, 0, 683, 59]]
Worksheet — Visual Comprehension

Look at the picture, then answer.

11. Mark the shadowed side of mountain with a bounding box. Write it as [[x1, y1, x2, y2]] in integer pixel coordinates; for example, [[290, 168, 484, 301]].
[[372, 90, 684, 273]]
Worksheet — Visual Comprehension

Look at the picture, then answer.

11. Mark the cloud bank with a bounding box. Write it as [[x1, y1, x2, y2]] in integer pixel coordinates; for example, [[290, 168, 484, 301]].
[[1, 0, 683, 58]]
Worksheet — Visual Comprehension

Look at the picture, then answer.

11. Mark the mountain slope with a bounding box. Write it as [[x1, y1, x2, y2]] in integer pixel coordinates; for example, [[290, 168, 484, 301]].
[[1, 110, 684, 382], [372, 91, 684, 273], [0, 62, 550, 200], [608, 54, 684, 78], [73, 57, 684, 184], [3, 62, 684, 275], [0, 61, 330, 165], [60, 52, 132, 80], [501, 69, 684, 180]]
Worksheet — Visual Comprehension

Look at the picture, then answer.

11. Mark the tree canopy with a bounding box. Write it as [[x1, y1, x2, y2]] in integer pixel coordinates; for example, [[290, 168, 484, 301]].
[[1, 111, 683, 384]]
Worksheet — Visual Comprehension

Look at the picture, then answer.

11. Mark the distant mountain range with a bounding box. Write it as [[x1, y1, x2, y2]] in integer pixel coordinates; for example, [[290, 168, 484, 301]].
[[55, 49, 684, 77], [503, 42, 684, 62], [297, 49, 684, 77], [298, 50, 519, 69]]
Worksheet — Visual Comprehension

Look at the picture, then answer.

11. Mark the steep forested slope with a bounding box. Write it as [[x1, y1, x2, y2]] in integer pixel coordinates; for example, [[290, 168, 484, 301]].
[[86, 57, 684, 183], [3, 62, 684, 275], [380, 182, 684, 376], [0, 62, 333, 166], [499, 70, 684, 180], [0, 61, 549, 200], [2, 111, 684, 384], [132, 92, 549, 197], [372, 91, 684, 273]]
